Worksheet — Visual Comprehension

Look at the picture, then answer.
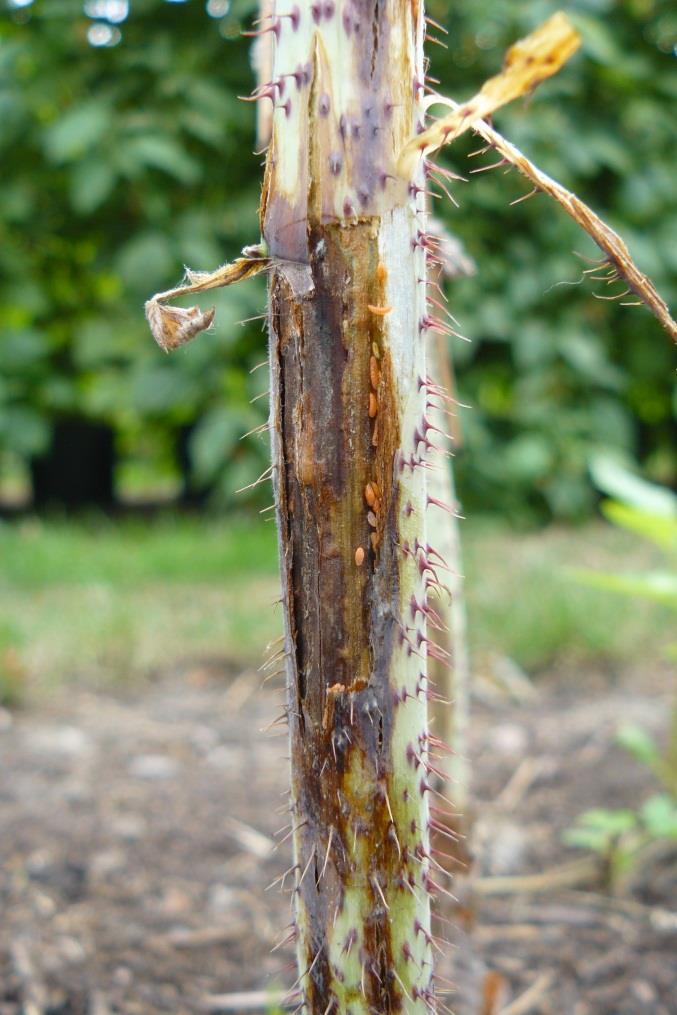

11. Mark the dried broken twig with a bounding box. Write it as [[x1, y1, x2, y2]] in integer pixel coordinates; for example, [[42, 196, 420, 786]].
[[401, 9, 675, 341], [499, 971, 555, 1015], [145, 244, 270, 352], [200, 989, 297, 1012], [475, 856, 600, 895], [460, 114, 677, 341]]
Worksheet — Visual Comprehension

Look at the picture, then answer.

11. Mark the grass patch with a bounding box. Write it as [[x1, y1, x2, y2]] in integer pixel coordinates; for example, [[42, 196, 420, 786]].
[[463, 519, 668, 672], [0, 513, 668, 696], [0, 514, 278, 588], [0, 515, 281, 692]]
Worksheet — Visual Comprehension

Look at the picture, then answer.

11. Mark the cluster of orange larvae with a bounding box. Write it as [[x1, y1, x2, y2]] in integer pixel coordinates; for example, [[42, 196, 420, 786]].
[[354, 478, 383, 569], [354, 262, 391, 570]]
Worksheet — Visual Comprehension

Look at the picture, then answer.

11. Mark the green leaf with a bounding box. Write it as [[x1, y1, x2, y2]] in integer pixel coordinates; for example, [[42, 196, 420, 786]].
[[72, 320, 118, 369], [640, 795, 677, 839], [503, 434, 553, 481], [124, 135, 201, 185], [43, 102, 111, 163], [590, 455, 677, 518], [1, 329, 49, 370], [131, 363, 200, 416], [616, 723, 661, 768], [564, 826, 612, 853], [571, 568, 677, 606], [69, 159, 116, 214], [576, 809, 638, 835], [115, 233, 176, 294], [564, 807, 637, 855], [0, 406, 50, 456], [569, 13, 623, 64], [602, 501, 677, 553], [190, 406, 247, 483]]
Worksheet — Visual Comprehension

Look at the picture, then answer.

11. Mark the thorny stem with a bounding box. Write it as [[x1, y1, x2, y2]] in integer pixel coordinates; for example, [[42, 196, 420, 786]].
[[144, 9, 676, 1013]]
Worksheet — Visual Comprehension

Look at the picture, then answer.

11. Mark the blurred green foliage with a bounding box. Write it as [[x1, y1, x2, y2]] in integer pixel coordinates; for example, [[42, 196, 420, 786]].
[[429, 0, 676, 520], [0, 0, 269, 501], [564, 461, 677, 887], [571, 454, 677, 645], [0, 0, 675, 514]]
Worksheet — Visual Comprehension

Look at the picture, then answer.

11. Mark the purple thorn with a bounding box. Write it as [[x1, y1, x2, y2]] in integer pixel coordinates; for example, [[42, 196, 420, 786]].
[[242, 18, 282, 41], [287, 64, 304, 89]]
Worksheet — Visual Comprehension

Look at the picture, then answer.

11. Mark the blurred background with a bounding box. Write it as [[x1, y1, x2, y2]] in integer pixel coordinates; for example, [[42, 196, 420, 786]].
[[1, 0, 675, 518], [0, 1, 675, 1012], [0, 0, 674, 695]]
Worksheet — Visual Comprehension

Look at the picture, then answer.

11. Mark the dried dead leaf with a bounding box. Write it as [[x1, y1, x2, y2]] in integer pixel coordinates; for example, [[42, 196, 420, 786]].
[[398, 12, 581, 176], [145, 246, 271, 352]]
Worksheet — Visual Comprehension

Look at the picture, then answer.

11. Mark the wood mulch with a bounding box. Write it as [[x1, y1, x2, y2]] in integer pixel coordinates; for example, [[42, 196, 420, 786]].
[[0, 659, 674, 1014]]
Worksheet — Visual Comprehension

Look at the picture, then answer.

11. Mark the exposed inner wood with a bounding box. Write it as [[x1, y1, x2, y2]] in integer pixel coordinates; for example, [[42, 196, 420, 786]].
[[269, 219, 416, 1011], [262, 2, 430, 1008]]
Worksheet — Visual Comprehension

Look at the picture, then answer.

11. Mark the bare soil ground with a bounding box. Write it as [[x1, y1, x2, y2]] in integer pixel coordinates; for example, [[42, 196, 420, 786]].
[[1, 662, 675, 1014]]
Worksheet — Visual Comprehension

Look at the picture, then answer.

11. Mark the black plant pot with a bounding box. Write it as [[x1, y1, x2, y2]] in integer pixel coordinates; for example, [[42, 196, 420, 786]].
[[31, 418, 116, 511]]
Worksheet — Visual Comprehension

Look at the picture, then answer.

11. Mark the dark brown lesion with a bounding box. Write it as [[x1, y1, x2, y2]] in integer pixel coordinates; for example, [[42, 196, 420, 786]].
[[268, 219, 408, 1011], [272, 223, 378, 720]]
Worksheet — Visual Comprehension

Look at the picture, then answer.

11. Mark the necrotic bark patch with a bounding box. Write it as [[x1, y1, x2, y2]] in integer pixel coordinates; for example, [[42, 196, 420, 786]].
[[269, 220, 424, 1011]]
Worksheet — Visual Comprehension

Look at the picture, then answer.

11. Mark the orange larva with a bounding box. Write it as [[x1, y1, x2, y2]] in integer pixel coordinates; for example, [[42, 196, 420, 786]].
[[376, 261, 388, 284], [368, 392, 378, 418], [365, 483, 376, 507], [354, 546, 365, 566], [367, 303, 392, 317], [369, 355, 380, 389], [370, 532, 379, 551]]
